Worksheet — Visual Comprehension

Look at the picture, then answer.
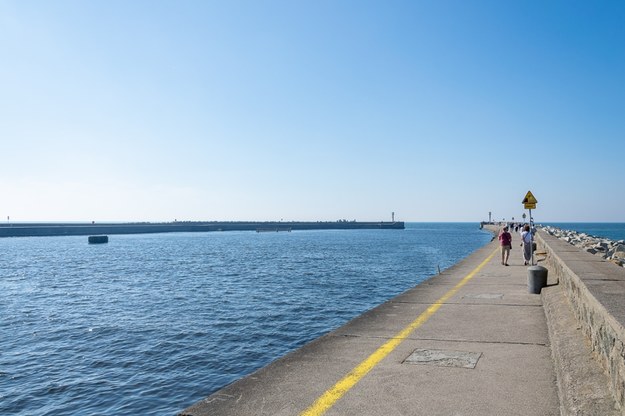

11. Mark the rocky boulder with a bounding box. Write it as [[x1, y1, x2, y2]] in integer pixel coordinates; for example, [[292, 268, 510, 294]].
[[540, 226, 625, 268]]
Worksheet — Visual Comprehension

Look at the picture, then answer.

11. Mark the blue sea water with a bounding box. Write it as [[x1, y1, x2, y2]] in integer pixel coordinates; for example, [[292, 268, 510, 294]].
[[0, 223, 492, 415], [543, 223, 625, 242]]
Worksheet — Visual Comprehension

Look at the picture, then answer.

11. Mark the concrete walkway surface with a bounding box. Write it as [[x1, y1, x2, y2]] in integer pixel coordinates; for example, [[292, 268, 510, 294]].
[[180, 232, 615, 416]]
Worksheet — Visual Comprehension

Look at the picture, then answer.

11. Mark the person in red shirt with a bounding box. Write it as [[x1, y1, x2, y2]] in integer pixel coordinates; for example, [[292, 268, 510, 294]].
[[498, 226, 512, 266]]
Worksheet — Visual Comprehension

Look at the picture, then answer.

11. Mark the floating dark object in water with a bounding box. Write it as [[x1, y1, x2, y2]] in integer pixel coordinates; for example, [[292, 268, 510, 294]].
[[88, 235, 109, 244]]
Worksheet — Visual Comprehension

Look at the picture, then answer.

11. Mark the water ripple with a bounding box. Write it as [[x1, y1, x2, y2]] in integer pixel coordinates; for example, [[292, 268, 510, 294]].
[[0, 224, 491, 415]]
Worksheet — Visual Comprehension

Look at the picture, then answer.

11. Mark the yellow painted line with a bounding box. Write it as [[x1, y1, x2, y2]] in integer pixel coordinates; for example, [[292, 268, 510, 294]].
[[300, 247, 499, 416]]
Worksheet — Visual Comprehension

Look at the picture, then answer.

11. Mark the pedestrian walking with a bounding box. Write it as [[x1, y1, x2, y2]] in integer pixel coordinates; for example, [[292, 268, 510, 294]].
[[521, 224, 532, 265], [498, 226, 512, 266]]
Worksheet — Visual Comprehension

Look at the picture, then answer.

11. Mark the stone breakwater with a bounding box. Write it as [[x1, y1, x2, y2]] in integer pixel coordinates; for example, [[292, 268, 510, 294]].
[[0, 221, 405, 238], [541, 225, 625, 267]]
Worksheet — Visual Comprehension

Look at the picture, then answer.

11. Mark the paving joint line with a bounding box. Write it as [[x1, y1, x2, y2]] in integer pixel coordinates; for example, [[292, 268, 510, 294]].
[[422, 283, 529, 287], [332, 333, 549, 347], [391, 301, 544, 307]]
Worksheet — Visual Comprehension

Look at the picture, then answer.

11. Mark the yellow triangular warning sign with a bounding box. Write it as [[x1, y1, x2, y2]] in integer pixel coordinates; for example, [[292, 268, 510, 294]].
[[522, 191, 537, 205]]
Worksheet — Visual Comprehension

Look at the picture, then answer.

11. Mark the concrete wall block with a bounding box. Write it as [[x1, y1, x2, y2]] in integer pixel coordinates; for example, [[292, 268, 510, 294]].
[[537, 232, 625, 413], [612, 340, 625, 407]]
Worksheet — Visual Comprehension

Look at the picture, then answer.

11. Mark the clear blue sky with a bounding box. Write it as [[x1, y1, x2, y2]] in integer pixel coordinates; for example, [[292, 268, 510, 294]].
[[1, 1, 623, 222]]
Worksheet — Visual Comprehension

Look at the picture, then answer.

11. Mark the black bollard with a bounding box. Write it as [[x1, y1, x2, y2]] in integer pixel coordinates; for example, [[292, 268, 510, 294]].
[[527, 265, 548, 294]]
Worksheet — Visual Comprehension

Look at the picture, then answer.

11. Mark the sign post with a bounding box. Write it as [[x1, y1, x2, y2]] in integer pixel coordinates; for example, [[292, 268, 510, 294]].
[[522, 191, 538, 265]]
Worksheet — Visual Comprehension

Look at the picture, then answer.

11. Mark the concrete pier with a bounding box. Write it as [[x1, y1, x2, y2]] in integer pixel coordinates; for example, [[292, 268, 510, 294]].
[[179, 225, 622, 415], [0, 221, 404, 238]]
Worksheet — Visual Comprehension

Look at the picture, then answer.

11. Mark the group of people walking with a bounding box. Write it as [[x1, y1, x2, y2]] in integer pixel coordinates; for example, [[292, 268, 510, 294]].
[[498, 224, 534, 266]]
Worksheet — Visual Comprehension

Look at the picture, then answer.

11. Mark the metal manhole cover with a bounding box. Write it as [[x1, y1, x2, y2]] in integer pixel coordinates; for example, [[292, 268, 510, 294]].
[[404, 349, 482, 369]]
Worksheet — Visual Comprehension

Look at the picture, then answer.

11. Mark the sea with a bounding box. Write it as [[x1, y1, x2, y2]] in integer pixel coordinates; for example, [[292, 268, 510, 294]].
[[1, 223, 494, 415]]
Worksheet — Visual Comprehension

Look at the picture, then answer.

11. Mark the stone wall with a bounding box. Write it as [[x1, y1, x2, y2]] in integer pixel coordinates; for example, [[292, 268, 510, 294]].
[[537, 230, 625, 412]]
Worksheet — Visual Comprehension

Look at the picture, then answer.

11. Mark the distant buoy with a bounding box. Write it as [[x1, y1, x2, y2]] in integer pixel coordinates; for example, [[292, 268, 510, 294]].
[[88, 235, 109, 244]]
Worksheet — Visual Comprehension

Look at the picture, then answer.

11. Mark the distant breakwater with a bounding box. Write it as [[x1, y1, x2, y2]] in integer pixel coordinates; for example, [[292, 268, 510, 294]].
[[0, 221, 405, 238], [541, 225, 625, 267]]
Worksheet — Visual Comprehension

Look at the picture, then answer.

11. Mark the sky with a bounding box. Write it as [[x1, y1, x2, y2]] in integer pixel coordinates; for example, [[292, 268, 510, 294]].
[[1, 1, 624, 223]]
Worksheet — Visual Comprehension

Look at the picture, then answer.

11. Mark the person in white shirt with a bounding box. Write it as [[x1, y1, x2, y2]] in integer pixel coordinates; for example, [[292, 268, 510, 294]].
[[520, 224, 532, 265]]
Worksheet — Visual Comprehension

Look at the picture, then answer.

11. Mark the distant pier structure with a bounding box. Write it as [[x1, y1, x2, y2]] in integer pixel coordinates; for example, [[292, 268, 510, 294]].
[[256, 227, 292, 233], [0, 221, 405, 238]]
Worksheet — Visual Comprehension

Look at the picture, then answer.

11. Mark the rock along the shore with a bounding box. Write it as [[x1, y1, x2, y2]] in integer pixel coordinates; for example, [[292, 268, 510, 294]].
[[542, 225, 625, 267]]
